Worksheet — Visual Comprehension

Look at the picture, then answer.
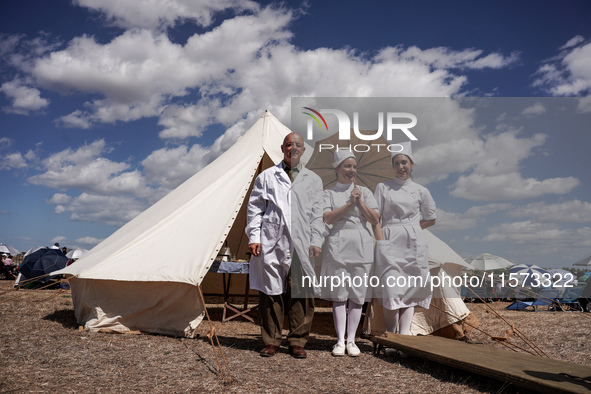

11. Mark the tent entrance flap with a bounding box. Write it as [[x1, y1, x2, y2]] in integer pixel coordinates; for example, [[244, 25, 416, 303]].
[[201, 152, 275, 298], [219, 152, 275, 263]]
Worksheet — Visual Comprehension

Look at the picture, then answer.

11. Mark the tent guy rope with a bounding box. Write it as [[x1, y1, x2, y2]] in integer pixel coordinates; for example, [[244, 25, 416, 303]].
[[465, 287, 550, 358], [197, 283, 233, 384]]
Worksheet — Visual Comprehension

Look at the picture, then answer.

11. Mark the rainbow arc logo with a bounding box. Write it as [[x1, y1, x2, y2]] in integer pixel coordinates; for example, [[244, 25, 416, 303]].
[[302, 107, 328, 131]]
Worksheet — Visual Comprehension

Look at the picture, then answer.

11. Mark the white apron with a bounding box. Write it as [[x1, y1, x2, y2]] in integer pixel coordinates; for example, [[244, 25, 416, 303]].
[[374, 177, 436, 310], [320, 182, 377, 304]]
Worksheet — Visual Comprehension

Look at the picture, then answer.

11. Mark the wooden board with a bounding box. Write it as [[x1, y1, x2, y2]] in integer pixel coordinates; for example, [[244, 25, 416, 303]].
[[371, 334, 591, 394]]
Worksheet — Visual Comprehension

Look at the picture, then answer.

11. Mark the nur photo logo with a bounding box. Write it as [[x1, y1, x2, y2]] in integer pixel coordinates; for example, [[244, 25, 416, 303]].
[[302, 107, 418, 152]]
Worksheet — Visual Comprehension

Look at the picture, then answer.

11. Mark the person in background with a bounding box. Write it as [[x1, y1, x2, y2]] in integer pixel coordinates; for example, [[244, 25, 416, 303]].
[[1, 254, 15, 280], [321, 150, 380, 357]]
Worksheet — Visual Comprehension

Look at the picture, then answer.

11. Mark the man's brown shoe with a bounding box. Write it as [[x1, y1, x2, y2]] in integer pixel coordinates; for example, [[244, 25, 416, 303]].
[[288, 345, 307, 358], [260, 345, 279, 357]]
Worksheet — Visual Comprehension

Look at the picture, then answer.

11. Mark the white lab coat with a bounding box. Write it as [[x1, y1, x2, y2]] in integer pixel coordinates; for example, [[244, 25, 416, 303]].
[[245, 162, 324, 296]]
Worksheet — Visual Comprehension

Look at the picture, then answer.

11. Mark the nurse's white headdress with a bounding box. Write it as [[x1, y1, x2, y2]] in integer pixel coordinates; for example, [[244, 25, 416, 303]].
[[390, 141, 414, 164], [332, 150, 357, 168]]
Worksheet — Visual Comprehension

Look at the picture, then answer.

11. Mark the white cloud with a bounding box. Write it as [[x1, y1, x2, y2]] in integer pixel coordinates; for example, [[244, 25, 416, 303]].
[[0, 152, 28, 170], [521, 102, 546, 117], [32, 141, 157, 226], [0, 33, 62, 73], [576, 96, 591, 113], [0, 139, 38, 170], [56, 110, 92, 129], [434, 204, 513, 231], [464, 203, 514, 217], [0, 79, 49, 115], [398, 46, 519, 70], [448, 130, 579, 201], [42, 8, 291, 127], [21, 4, 522, 138], [24, 149, 38, 162], [32, 139, 221, 227], [50, 236, 67, 245], [0, 34, 23, 57], [451, 172, 579, 201], [534, 38, 591, 96], [475, 131, 545, 175], [560, 35, 585, 50], [74, 0, 260, 30], [483, 221, 591, 248], [43, 119, 256, 227], [2, 3, 534, 230], [0, 137, 13, 149], [142, 143, 214, 189], [510, 200, 591, 223], [36, 30, 188, 125], [28, 139, 153, 198], [66, 193, 147, 227], [47, 193, 72, 204], [433, 208, 478, 231], [157, 102, 220, 139], [74, 236, 103, 246], [35, 7, 294, 129]]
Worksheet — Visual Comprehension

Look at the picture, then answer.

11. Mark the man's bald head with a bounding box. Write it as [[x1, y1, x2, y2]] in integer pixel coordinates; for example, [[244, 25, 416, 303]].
[[281, 132, 305, 167]]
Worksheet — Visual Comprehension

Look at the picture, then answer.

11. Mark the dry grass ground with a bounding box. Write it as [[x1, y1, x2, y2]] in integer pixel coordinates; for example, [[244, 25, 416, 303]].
[[0, 280, 589, 393]]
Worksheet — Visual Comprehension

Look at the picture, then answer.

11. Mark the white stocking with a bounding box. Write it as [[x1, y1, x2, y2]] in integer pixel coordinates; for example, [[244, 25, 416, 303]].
[[382, 307, 399, 334], [332, 301, 347, 344], [398, 306, 414, 335], [346, 300, 363, 344]]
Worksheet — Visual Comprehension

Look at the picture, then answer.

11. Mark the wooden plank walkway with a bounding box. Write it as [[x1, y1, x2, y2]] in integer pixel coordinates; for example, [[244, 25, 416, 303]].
[[371, 334, 591, 394]]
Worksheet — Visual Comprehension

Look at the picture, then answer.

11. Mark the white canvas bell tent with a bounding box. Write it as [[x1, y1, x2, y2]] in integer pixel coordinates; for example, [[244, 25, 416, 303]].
[[52, 110, 294, 337]]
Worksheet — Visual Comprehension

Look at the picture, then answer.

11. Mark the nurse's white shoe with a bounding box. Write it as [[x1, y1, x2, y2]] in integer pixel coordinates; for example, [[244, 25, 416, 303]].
[[332, 343, 346, 356], [346, 342, 360, 357]]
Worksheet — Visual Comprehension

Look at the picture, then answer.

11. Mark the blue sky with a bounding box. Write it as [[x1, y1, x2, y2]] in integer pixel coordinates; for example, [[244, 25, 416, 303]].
[[1, 0, 590, 268]]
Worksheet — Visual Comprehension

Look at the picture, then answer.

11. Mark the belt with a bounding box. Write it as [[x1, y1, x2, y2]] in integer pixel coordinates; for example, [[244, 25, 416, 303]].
[[383, 221, 420, 227]]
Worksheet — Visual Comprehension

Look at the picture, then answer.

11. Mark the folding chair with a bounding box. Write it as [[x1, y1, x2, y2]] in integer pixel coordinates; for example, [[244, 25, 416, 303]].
[[553, 285, 586, 312], [529, 289, 561, 311]]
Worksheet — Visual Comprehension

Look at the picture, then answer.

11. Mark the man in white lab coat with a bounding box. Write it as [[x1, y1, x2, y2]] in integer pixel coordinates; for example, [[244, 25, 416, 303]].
[[246, 132, 324, 358]]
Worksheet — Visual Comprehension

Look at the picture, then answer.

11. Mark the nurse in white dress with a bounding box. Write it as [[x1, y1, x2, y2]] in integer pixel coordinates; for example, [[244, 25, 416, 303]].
[[321, 150, 380, 357], [374, 142, 436, 338]]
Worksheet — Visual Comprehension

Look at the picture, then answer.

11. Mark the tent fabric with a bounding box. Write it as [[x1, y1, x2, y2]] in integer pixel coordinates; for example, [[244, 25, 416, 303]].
[[412, 230, 476, 336], [69, 278, 203, 337], [52, 110, 292, 336]]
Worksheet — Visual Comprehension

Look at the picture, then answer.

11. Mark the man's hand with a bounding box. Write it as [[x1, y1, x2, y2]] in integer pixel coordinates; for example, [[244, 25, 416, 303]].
[[248, 243, 261, 257], [309, 246, 322, 259]]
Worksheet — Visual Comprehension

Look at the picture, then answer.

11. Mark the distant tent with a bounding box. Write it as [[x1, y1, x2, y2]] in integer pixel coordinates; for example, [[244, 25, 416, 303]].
[[363, 230, 478, 339], [573, 255, 591, 267], [20, 247, 68, 283], [52, 110, 294, 337]]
